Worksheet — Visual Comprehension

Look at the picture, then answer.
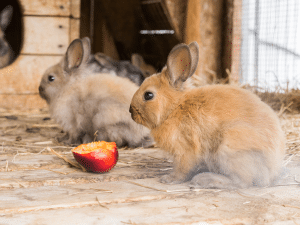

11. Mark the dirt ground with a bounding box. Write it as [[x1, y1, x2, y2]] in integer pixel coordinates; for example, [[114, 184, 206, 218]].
[[0, 108, 300, 225]]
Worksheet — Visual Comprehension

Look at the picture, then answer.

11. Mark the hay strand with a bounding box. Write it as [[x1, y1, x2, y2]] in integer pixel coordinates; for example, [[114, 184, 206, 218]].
[[47, 147, 86, 172], [96, 196, 109, 209]]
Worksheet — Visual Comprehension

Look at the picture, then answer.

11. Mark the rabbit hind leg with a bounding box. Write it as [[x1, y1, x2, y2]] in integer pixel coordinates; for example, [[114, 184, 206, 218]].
[[190, 145, 271, 189]]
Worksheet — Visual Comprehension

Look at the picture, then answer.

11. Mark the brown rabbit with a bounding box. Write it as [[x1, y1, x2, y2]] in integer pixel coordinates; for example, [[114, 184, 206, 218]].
[[129, 42, 286, 189], [0, 5, 13, 68], [39, 38, 153, 147]]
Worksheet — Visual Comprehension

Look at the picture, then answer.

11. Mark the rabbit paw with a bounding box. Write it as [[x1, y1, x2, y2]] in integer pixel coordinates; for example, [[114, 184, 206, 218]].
[[160, 173, 185, 184], [56, 133, 69, 143], [56, 133, 81, 146], [190, 173, 237, 189]]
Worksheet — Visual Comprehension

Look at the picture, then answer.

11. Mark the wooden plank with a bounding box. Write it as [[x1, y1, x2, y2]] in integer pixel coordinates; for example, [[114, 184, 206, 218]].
[[21, 16, 69, 55], [0, 149, 170, 188], [0, 95, 47, 110], [222, 0, 234, 80], [70, 18, 80, 42], [0, 55, 62, 94], [0, 179, 299, 224], [71, 0, 81, 18], [0, 155, 69, 172], [231, 0, 243, 83], [184, 0, 224, 83], [0, 148, 167, 172], [0, 179, 190, 213], [20, 0, 71, 16]]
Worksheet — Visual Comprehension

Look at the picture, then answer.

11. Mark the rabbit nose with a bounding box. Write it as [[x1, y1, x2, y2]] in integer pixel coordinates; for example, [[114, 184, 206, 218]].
[[129, 105, 133, 114], [38, 86, 44, 93]]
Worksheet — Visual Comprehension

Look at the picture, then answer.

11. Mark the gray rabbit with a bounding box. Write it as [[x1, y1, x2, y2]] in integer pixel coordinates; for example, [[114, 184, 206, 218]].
[[95, 52, 146, 85], [0, 5, 13, 69], [39, 38, 153, 147]]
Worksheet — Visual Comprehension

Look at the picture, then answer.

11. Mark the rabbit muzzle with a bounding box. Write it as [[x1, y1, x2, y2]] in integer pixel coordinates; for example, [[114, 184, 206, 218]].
[[38, 85, 49, 103], [129, 104, 141, 125], [129, 105, 135, 120]]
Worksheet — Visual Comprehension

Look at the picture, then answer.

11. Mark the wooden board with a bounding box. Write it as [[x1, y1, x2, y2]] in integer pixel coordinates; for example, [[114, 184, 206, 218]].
[[0, 0, 81, 109], [21, 16, 70, 55], [70, 18, 80, 43], [0, 178, 299, 224], [20, 0, 71, 16], [71, 0, 81, 18], [231, 0, 243, 83], [0, 109, 300, 224], [0, 55, 62, 94], [0, 55, 61, 109], [184, 0, 224, 84], [0, 94, 47, 109]]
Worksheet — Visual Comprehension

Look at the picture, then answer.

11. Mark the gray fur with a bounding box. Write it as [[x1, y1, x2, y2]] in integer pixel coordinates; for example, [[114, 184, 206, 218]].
[[39, 38, 153, 147], [94, 52, 145, 85], [0, 5, 13, 68]]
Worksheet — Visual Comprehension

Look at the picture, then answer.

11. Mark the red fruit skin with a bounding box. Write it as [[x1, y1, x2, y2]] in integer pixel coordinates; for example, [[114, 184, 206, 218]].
[[72, 147, 118, 173]]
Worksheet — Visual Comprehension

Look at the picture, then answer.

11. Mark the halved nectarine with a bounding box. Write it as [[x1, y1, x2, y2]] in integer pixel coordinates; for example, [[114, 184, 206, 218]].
[[72, 141, 118, 173]]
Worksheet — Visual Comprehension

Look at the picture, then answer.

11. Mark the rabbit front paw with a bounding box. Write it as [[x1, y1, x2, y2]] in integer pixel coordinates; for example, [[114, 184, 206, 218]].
[[56, 132, 69, 143]]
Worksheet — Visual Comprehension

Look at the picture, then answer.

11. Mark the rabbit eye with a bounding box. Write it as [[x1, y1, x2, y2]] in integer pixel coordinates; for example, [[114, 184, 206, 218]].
[[144, 91, 154, 101], [48, 75, 55, 82]]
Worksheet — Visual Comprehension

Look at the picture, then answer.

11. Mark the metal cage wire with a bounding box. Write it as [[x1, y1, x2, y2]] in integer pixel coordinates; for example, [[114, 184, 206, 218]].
[[240, 0, 300, 91]]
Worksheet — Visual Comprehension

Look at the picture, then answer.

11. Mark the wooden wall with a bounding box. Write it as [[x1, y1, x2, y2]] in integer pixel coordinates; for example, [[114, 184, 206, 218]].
[[0, 0, 80, 109], [231, 0, 242, 83], [0, 0, 241, 109]]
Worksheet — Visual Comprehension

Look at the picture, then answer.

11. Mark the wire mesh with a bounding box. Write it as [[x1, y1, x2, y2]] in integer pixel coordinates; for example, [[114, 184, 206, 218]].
[[240, 0, 300, 91]]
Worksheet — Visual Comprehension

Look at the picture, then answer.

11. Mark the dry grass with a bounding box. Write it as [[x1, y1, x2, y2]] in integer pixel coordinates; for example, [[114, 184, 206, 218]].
[[244, 85, 300, 114]]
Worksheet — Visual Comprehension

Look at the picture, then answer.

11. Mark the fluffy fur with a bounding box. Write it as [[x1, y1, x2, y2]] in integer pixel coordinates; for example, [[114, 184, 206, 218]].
[[130, 42, 286, 189], [39, 38, 152, 147], [95, 52, 146, 86], [0, 5, 13, 68], [41, 37, 145, 87]]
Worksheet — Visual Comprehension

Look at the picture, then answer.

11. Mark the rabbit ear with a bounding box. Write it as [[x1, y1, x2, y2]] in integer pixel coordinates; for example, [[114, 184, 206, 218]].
[[188, 42, 199, 76], [131, 54, 144, 68], [0, 5, 13, 31], [64, 39, 84, 72], [81, 37, 92, 64], [166, 43, 192, 88]]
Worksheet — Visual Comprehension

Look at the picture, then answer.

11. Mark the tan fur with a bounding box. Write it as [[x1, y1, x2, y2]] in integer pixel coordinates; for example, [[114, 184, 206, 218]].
[[39, 39, 152, 147], [130, 42, 286, 188], [0, 5, 13, 69]]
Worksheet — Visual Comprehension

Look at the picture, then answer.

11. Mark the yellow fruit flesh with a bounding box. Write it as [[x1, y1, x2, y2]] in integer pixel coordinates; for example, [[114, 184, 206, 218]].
[[72, 141, 116, 154]]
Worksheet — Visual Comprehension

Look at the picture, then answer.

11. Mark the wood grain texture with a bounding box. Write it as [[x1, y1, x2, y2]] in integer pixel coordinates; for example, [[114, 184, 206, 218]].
[[0, 55, 62, 94], [222, 0, 234, 79], [70, 18, 80, 42], [0, 110, 299, 224], [0, 94, 47, 109], [21, 16, 69, 54], [231, 0, 242, 83], [184, 0, 224, 83], [71, 0, 81, 18], [20, 0, 71, 16]]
